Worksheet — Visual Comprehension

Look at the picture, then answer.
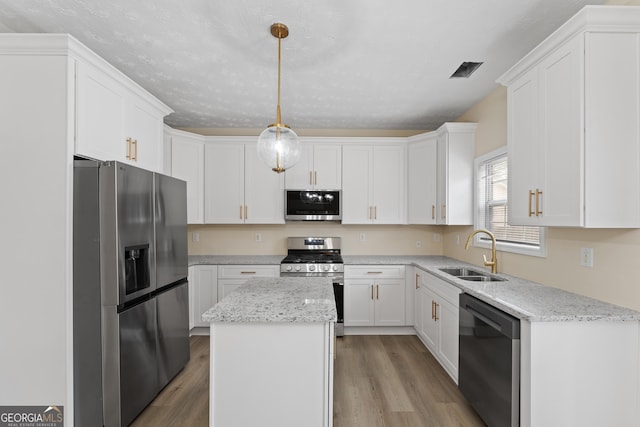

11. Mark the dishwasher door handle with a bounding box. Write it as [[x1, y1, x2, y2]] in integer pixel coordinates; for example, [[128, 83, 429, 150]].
[[465, 305, 503, 332]]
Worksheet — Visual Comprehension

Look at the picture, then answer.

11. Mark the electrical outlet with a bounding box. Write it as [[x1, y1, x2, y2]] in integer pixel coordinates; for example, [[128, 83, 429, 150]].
[[580, 247, 593, 267], [456, 233, 460, 245], [416, 240, 422, 248], [192, 232, 200, 243], [434, 233, 441, 242], [359, 233, 366, 242], [255, 233, 262, 242]]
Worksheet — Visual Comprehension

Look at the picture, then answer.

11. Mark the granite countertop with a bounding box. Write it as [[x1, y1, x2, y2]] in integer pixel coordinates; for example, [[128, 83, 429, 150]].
[[189, 255, 284, 266], [190, 254, 640, 323], [202, 277, 337, 323], [343, 255, 640, 323]]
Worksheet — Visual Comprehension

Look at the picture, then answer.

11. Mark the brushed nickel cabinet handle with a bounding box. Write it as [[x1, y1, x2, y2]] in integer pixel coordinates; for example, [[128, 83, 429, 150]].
[[376, 284, 379, 300], [371, 285, 374, 300]]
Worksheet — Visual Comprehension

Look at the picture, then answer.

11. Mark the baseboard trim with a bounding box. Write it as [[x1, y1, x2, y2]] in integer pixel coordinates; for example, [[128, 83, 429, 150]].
[[344, 326, 417, 336]]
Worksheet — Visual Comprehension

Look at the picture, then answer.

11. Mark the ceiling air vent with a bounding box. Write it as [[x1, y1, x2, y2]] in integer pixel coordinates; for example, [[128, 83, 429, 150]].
[[450, 61, 483, 78]]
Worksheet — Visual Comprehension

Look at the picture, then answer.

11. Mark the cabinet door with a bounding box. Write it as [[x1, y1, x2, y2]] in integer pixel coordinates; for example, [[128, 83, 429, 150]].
[[284, 143, 313, 189], [344, 279, 375, 326], [508, 67, 541, 225], [372, 145, 406, 224], [436, 296, 459, 382], [244, 146, 285, 224], [538, 35, 583, 226], [374, 279, 405, 326], [217, 279, 245, 301], [75, 62, 126, 162], [192, 265, 218, 328], [420, 285, 438, 352], [342, 145, 373, 224], [204, 143, 245, 223], [313, 144, 342, 190], [408, 139, 437, 224], [126, 96, 164, 172], [171, 134, 204, 224], [442, 128, 474, 225]]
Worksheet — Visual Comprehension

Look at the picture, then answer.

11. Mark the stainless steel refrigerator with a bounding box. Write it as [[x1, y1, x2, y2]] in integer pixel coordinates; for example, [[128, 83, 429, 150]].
[[73, 159, 189, 427]]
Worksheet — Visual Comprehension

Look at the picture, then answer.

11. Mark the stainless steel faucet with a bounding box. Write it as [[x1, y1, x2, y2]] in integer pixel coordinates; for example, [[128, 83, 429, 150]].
[[465, 229, 498, 274]]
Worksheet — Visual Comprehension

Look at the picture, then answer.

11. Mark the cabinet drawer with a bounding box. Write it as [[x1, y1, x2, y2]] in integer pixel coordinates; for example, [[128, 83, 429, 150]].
[[345, 265, 405, 279], [217, 265, 279, 278]]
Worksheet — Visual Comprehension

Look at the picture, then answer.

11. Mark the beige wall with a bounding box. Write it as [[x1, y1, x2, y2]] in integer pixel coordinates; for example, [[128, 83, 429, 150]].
[[189, 223, 443, 256]]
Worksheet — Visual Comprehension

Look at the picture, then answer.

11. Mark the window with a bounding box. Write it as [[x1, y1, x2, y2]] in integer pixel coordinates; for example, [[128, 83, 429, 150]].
[[474, 147, 545, 257]]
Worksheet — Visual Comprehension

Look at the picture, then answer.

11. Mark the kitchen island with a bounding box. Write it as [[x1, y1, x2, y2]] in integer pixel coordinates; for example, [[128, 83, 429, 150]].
[[202, 277, 336, 427]]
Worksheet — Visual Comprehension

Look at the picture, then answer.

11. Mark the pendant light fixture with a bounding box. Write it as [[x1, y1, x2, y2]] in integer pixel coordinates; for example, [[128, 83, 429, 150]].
[[257, 23, 301, 173]]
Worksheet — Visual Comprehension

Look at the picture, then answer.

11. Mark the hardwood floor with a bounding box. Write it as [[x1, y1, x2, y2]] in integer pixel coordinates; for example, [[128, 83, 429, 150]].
[[333, 335, 485, 427], [131, 336, 209, 427], [132, 335, 485, 427]]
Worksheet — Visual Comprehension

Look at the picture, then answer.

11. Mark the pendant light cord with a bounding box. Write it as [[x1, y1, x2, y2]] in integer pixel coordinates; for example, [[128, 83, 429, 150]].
[[276, 35, 282, 126]]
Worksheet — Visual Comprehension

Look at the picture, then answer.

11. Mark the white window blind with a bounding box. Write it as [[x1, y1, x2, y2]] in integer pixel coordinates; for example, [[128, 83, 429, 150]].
[[476, 149, 542, 253]]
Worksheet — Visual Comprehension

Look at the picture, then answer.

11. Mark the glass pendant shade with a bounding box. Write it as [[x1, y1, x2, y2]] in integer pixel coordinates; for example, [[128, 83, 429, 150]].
[[257, 124, 301, 173]]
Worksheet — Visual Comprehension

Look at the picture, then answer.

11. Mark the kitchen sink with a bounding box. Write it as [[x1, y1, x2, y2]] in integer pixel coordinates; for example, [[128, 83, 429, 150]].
[[439, 267, 484, 277], [438, 267, 505, 282]]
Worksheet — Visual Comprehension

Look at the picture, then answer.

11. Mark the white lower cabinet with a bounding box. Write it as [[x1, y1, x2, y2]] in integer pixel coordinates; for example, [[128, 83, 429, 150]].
[[217, 264, 280, 302], [189, 265, 218, 329], [344, 265, 406, 326], [414, 268, 461, 383]]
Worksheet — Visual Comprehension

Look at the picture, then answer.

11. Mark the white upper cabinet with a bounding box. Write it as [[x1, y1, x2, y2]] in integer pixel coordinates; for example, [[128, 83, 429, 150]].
[[435, 123, 476, 225], [408, 134, 438, 224], [170, 129, 204, 224], [75, 59, 171, 172], [342, 142, 406, 224], [284, 141, 342, 190], [407, 123, 476, 225], [499, 6, 640, 227], [204, 140, 284, 224]]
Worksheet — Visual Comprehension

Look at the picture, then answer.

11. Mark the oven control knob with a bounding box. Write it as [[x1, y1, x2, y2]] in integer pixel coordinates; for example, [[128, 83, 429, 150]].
[[309, 265, 316, 271], [323, 265, 330, 272], [295, 266, 301, 272], [332, 265, 338, 271], [285, 265, 292, 272]]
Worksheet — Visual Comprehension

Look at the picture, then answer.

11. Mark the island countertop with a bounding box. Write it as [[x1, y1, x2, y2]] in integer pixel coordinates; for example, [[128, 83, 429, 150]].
[[202, 277, 337, 323]]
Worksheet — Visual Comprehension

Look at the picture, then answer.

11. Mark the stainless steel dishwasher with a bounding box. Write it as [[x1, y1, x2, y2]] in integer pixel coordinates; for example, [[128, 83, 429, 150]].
[[459, 293, 520, 427]]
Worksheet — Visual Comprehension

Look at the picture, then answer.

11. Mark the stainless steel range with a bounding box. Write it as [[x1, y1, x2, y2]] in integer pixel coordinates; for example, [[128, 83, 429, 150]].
[[281, 237, 344, 336]]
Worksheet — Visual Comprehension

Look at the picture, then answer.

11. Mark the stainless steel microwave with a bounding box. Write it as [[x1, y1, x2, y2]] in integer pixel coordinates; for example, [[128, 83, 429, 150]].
[[285, 190, 341, 221]]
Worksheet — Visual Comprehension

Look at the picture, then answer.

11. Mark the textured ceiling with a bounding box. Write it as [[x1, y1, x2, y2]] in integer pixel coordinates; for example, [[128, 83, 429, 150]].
[[0, 0, 605, 131]]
